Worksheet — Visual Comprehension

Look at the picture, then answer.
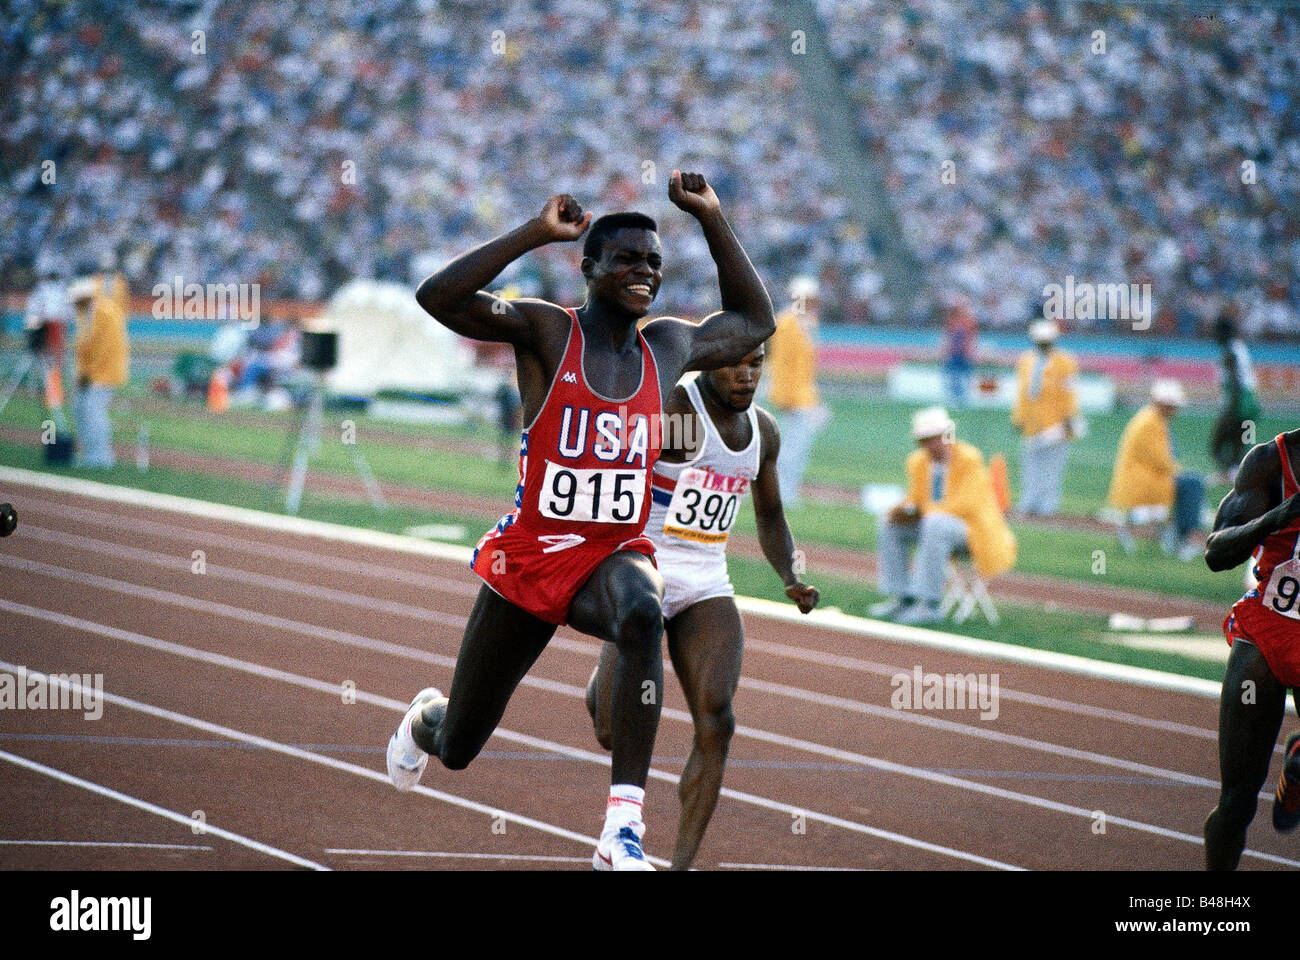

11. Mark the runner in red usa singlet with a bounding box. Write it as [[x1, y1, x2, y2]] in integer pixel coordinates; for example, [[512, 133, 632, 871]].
[[1224, 433, 1300, 684], [385, 173, 777, 871], [1203, 429, 1300, 870], [471, 308, 662, 624]]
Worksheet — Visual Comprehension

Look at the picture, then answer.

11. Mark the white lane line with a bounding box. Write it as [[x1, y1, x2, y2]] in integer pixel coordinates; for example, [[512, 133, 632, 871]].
[[0, 660, 637, 867], [0, 466, 1223, 693], [17, 493, 1236, 742], [0, 746, 326, 870], [18, 501, 479, 597], [717, 862, 863, 872], [20, 524, 464, 628], [0, 840, 213, 850], [325, 850, 590, 863], [0, 549, 1240, 794], [0, 603, 1017, 871], [742, 637, 1234, 744], [10, 596, 1293, 870]]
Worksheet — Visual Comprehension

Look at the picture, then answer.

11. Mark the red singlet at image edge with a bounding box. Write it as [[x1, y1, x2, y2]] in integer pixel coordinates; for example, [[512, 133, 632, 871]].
[[471, 308, 663, 624], [1224, 432, 1300, 687]]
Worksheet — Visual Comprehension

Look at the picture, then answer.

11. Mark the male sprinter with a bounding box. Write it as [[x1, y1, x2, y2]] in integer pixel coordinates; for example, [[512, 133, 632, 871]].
[[585, 345, 819, 869], [387, 172, 775, 870], [1203, 428, 1300, 870]]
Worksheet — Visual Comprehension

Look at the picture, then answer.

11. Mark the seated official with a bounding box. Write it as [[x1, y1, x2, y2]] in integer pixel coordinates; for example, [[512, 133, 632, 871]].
[[1106, 379, 1205, 561], [871, 406, 1018, 625]]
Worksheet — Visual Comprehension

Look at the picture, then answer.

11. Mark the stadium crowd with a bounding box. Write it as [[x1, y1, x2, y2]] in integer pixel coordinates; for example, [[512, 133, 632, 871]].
[[818, 0, 1300, 335], [3, 0, 1295, 337]]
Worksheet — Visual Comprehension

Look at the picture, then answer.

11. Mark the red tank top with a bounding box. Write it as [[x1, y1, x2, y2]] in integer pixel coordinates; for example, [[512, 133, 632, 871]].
[[1238, 433, 1300, 625], [511, 308, 662, 546]]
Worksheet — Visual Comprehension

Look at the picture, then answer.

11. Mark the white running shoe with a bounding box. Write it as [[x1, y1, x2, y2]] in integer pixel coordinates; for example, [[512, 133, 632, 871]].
[[386, 687, 446, 791], [592, 820, 655, 871]]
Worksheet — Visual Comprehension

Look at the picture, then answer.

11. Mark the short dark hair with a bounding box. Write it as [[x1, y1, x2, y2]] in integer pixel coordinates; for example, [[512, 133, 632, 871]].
[[583, 212, 658, 260]]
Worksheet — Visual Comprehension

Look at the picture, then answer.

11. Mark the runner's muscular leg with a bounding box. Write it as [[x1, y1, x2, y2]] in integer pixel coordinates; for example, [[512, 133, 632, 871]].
[[666, 596, 744, 871], [411, 584, 556, 770], [1205, 638, 1287, 870], [568, 550, 665, 788], [585, 640, 618, 751]]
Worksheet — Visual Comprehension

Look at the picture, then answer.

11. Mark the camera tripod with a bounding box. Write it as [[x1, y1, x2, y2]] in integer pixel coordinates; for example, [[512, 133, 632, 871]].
[[282, 371, 387, 515]]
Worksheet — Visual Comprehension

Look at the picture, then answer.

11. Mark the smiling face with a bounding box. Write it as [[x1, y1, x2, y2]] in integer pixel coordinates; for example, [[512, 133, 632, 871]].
[[582, 227, 662, 318], [703, 346, 765, 411]]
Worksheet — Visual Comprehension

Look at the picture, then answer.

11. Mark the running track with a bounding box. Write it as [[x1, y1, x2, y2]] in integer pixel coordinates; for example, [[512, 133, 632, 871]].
[[0, 469, 1296, 871]]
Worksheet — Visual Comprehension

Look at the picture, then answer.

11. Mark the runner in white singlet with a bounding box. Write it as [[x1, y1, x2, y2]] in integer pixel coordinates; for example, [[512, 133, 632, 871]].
[[585, 343, 819, 870]]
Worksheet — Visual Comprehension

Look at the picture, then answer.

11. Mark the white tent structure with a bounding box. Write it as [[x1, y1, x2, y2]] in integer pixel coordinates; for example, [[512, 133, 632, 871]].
[[314, 279, 486, 397]]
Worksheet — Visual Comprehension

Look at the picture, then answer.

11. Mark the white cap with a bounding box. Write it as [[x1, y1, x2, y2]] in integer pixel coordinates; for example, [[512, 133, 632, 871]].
[[68, 277, 97, 303], [1150, 379, 1187, 407], [912, 406, 955, 440], [1029, 319, 1059, 343], [788, 275, 820, 301]]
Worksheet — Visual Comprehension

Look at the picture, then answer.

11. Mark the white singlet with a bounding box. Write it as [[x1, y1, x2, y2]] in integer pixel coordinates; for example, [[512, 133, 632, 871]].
[[647, 378, 762, 619]]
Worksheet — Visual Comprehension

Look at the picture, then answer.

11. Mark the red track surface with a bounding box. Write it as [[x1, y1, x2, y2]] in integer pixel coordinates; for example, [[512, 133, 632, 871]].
[[1, 476, 1296, 871]]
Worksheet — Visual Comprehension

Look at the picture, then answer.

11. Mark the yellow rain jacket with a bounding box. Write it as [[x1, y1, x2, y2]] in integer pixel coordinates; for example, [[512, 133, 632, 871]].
[[1011, 348, 1078, 436], [767, 307, 819, 411], [76, 273, 130, 388], [1107, 404, 1176, 510], [904, 441, 1017, 578]]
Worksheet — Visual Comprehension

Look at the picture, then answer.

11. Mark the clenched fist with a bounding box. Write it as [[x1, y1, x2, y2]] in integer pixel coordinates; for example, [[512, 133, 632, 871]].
[[668, 170, 722, 219], [785, 581, 820, 615], [534, 194, 592, 242]]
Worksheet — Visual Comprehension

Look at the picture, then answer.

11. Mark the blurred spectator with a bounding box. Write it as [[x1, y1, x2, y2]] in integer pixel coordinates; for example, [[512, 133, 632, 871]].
[[21, 262, 73, 409], [71, 272, 130, 469], [1011, 319, 1079, 516], [870, 406, 1017, 625], [1208, 306, 1261, 483], [232, 317, 301, 411], [1106, 379, 1205, 560], [942, 297, 977, 407], [767, 276, 829, 506]]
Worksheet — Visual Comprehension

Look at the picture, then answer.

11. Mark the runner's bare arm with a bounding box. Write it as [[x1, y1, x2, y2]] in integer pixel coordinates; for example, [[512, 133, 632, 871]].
[[648, 172, 774, 375], [1205, 442, 1299, 571], [751, 409, 819, 613], [415, 194, 592, 345]]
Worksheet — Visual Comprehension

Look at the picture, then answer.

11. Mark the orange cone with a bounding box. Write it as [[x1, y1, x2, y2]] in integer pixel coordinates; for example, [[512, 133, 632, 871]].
[[207, 370, 230, 413]]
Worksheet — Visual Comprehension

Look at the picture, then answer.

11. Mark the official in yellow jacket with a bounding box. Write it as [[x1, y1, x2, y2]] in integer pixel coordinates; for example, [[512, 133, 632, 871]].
[[871, 407, 1017, 625], [766, 276, 829, 506], [1012, 320, 1078, 516], [1107, 379, 1206, 560], [71, 273, 130, 468]]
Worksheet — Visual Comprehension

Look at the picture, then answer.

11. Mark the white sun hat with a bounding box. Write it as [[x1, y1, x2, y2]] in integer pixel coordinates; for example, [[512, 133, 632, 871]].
[[68, 277, 97, 303], [912, 405, 955, 440], [1150, 379, 1187, 407], [1029, 319, 1059, 343], [788, 275, 820, 301]]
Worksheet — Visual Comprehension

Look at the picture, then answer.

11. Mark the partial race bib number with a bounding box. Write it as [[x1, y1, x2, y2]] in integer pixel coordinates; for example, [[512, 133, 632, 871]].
[[1263, 557, 1300, 621], [663, 467, 749, 544], [539, 461, 645, 524]]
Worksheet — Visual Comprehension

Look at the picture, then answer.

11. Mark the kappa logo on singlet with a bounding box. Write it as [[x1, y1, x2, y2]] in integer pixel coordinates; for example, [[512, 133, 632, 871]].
[[561, 371, 578, 384]]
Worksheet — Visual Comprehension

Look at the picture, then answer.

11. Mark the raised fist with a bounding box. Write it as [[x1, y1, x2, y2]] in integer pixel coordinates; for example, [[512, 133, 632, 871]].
[[536, 194, 592, 242], [668, 170, 721, 219]]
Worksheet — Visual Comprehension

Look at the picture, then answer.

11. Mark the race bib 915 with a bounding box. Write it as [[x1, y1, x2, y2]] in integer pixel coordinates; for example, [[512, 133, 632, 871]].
[[1263, 557, 1300, 621], [663, 467, 748, 544], [539, 461, 645, 523]]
